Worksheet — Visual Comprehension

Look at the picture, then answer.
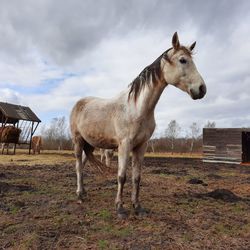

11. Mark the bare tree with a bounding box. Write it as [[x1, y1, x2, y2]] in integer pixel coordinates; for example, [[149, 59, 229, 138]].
[[147, 130, 159, 153], [165, 120, 181, 154], [41, 116, 71, 150], [204, 121, 216, 128], [189, 122, 201, 153], [146, 139, 155, 153], [53, 117, 68, 150]]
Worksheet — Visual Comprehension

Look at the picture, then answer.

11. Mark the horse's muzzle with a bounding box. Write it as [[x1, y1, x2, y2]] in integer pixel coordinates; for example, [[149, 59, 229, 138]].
[[191, 84, 206, 100]]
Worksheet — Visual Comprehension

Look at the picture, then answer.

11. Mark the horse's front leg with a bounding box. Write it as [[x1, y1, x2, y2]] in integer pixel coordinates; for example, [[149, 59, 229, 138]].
[[116, 140, 130, 219], [132, 142, 149, 216]]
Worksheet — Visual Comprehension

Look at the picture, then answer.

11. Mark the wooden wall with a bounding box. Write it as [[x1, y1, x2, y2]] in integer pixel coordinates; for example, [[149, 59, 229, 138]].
[[203, 128, 250, 164]]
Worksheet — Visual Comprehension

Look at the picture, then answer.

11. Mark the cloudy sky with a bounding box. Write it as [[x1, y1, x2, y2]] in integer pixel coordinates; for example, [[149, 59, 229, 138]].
[[0, 0, 250, 137]]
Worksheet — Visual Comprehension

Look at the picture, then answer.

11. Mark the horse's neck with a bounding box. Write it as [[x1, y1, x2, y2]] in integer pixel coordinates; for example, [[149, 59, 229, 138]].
[[129, 78, 166, 118]]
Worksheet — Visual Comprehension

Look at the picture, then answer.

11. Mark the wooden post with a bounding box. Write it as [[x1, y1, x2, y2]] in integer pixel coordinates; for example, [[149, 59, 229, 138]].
[[29, 122, 34, 155], [13, 120, 20, 155]]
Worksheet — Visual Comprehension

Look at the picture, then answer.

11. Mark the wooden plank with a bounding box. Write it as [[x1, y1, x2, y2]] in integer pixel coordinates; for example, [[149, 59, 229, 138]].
[[202, 128, 250, 164], [203, 156, 240, 161], [203, 159, 240, 164]]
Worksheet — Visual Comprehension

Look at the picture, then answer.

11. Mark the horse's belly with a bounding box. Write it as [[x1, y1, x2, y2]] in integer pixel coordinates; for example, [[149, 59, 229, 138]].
[[78, 111, 118, 148], [83, 132, 118, 149], [85, 137, 118, 149]]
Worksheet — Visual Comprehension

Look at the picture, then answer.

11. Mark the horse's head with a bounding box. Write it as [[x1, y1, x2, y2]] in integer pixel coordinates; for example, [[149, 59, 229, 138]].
[[161, 32, 206, 100]]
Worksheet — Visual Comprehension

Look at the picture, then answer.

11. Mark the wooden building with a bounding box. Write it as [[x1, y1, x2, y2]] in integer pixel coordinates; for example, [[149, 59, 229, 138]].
[[0, 102, 41, 154], [203, 128, 250, 164]]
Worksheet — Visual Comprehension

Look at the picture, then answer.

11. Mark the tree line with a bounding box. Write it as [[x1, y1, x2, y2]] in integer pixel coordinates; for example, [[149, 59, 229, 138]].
[[148, 120, 216, 154], [40, 116, 216, 152], [40, 117, 72, 150]]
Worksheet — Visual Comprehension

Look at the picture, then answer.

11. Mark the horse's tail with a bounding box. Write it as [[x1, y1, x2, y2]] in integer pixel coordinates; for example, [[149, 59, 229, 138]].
[[84, 145, 109, 173]]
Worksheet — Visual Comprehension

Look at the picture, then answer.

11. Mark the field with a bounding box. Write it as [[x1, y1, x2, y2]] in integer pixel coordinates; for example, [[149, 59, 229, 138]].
[[0, 151, 250, 249]]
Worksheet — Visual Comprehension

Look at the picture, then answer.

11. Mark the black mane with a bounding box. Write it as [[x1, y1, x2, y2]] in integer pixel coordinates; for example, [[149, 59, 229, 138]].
[[128, 48, 172, 102]]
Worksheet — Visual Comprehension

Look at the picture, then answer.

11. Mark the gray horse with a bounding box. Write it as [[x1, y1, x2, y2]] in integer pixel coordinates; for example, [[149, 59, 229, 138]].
[[70, 32, 206, 218], [100, 148, 114, 167]]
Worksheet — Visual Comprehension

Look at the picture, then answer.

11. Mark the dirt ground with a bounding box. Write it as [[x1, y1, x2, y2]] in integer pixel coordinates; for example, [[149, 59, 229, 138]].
[[0, 153, 250, 249]]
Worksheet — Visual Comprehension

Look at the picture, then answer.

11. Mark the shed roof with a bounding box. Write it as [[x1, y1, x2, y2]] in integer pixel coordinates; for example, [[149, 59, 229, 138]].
[[0, 102, 41, 124]]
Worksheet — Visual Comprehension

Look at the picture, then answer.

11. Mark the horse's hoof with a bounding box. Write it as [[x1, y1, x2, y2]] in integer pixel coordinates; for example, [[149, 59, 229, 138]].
[[77, 190, 87, 202], [117, 207, 129, 219], [133, 205, 150, 217], [77, 199, 83, 204]]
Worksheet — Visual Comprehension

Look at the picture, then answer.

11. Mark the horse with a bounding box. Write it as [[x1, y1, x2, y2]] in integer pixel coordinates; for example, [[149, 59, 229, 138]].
[[31, 136, 42, 154], [1, 143, 10, 154], [0, 126, 21, 154], [70, 32, 206, 219], [100, 148, 115, 167]]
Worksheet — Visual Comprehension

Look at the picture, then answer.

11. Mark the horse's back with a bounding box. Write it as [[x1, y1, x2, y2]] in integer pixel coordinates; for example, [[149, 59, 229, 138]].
[[70, 97, 120, 148]]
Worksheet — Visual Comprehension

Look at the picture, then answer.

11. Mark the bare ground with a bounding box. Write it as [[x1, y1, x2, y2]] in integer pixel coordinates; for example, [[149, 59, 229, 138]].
[[0, 156, 250, 249]]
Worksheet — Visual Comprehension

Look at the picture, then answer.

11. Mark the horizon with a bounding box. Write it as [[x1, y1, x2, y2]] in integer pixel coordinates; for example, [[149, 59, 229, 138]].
[[1, 0, 250, 136]]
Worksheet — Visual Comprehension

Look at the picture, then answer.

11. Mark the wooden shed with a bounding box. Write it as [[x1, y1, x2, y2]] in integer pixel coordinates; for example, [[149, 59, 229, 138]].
[[203, 128, 250, 164], [0, 102, 41, 154]]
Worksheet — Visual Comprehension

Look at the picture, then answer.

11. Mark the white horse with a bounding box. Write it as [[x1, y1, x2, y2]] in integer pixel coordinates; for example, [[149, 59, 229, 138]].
[[100, 148, 115, 167], [70, 32, 206, 218]]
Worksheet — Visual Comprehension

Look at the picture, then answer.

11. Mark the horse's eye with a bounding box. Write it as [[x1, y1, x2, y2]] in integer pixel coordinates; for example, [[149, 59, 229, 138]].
[[179, 58, 187, 64]]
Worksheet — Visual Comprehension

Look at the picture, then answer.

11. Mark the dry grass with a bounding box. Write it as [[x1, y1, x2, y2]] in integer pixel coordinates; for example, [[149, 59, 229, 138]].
[[0, 156, 249, 249], [0, 150, 250, 250], [145, 152, 202, 158], [0, 150, 249, 249], [0, 150, 202, 166], [0, 150, 75, 166]]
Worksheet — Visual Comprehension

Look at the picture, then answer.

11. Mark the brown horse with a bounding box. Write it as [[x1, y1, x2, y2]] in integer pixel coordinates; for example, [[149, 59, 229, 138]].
[[31, 136, 42, 154], [70, 32, 206, 218]]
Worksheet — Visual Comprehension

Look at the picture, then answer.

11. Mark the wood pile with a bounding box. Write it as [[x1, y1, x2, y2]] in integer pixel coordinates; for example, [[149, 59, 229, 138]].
[[203, 128, 245, 164]]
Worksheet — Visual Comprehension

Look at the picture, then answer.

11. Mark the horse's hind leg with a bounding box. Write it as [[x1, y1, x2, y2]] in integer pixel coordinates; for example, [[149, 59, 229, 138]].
[[105, 150, 111, 167], [100, 149, 104, 163], [131, 142, 149, 216], [74, 138, 87, 201]]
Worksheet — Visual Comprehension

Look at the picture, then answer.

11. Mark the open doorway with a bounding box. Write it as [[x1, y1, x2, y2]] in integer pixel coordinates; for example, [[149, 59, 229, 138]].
[[242, 132, 250, 163]]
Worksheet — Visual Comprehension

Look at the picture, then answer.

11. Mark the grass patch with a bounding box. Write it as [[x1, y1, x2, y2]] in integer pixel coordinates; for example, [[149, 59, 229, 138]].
[[3, 223, 23, 234], [9, 205, 20, 215], [113, 227, 132, 238], [213, 222, 243, 236], [98, 239, 109, 249], [231, 203, 246, 214], [19, 232, 38, 249], [240, 223, 250, 236], [98, 209, 112, 221], [182, 232, 193, 242]]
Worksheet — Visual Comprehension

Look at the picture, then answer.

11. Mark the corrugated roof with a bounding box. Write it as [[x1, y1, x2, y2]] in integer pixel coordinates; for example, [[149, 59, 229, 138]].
[[0, 102, 41, 123]]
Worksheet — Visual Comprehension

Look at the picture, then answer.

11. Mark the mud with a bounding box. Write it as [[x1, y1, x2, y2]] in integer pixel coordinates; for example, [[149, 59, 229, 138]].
[[187, 178, 207, 186], [205, 189, 242, 202]]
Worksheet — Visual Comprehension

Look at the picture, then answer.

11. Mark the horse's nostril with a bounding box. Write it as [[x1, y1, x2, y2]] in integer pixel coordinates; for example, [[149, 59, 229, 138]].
[[199, 84, 206, 96], [199, 85, 204, 93]]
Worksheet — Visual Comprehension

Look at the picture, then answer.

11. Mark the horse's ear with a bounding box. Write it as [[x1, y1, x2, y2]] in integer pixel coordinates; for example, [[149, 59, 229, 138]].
[[189, 41, 196, 51], [172, 32, 180, 50]]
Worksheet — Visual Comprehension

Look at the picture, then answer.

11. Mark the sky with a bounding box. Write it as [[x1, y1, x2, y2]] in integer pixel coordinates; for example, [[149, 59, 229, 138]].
[[0, 0, 250, 137]]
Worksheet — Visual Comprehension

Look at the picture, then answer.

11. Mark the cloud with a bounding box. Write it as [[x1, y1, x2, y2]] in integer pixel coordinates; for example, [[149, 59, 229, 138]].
[[1, 0, 248, 64], [0, 88, 21, 104], [0, 0, 250, 135]]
